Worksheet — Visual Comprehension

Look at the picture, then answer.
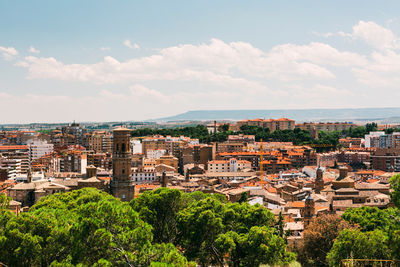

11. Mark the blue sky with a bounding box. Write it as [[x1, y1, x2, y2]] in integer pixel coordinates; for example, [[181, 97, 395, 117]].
[[1, 1, 400, 123]]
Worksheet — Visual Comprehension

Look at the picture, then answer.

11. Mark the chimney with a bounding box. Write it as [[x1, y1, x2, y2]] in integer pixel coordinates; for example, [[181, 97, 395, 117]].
[[27, 168, 32, 183], [161, 171, 168, 187], [185, 171, 190, 182], [339, 166, 348, 180]]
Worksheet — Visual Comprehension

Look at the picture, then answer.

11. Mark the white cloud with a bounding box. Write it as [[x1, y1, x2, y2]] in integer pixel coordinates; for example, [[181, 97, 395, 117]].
[[0, 46, 18, 60], [16, 38, 364, 87], [123, 40, 140, 50], [352, 21, 399, 50], [5, 20, 400, 123], [100, 47, 110, 51], [337, 21, 399, 50], [28, 46, 40, 54]]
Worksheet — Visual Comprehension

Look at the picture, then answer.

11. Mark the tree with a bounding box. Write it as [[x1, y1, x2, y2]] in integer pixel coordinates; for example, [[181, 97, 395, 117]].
[[177, 197, 226, 266], [390, 174, 400, 208], [238, 192, 248, 204], [326, 229, 390, 267], [131, 188, 184, 244], [296, 214, 351, 267], [0, 188, 193, 267], [177, 196, 289, 266], [216, 226, 295, 267], [342, 206, 399, 232], [365, 123, 378, 133]]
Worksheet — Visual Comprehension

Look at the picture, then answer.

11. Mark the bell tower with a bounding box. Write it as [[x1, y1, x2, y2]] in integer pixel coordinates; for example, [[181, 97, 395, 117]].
[[304, 193, 315, 227], [111, 127, 134, 201], [315, 166, 324, 194]]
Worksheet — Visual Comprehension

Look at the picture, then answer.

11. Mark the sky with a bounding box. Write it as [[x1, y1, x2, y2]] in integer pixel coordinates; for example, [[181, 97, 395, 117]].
[[2, 1, 400, 123]]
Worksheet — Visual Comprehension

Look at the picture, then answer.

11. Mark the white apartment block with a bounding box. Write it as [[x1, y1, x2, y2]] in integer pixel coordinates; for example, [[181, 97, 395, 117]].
[[365, 132, 400, 148], [146, 149, 166, 159], [28, 140, 54, 161], [132, 167, 157, 183], [130, 139, 142, 154], [208, 158, 251, 173]]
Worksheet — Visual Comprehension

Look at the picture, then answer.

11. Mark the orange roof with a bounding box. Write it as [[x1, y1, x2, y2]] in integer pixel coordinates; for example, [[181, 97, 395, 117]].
[[287, 201, 305, 208], [0, 145, 28, 150], [267, 187, 277, 193]]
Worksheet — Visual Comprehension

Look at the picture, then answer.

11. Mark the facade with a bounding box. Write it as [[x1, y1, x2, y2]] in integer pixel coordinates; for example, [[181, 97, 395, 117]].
[[146, 149, 166, 159], [365, 132, 385, 148], [110, 127, 135, 201], [28, 140, 54, 161], [215, 142, 245, 153], [337, 151, 370, 164], [0, 145, 30, 178], [208, 158, 251, 172], [156, 155, 178, 171], [370, 148, 400, 172], [131, 139, 142, 154], [132, 167, 157, 183], [236, 118, 295, 132], [142, 135, 199, 156], [339, 137, 362, 148], [227, 134, 255, 143], [296, 122, 357, 132]]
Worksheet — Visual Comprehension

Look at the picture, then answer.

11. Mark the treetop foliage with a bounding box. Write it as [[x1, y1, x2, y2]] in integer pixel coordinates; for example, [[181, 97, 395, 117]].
[[0, 187, 294, 266]]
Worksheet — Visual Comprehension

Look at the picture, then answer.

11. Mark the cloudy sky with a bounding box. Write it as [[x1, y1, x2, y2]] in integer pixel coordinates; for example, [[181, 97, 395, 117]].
[[1, 1, 400, 123]]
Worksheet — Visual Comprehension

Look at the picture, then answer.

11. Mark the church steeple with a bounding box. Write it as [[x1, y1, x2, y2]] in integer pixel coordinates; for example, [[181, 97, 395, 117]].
[[315, 165, 324, 194], [111, 127, 135, 201]]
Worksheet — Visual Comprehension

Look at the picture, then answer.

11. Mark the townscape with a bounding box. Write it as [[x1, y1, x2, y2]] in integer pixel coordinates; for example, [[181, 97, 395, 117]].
[[4, 1, 400, 266], [1, 118, 400, 265]]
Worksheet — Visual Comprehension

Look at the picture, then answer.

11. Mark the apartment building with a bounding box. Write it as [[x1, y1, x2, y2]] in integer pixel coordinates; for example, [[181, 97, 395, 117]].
[[236, 118, 295, 132], [227, 134, 255, 144], [365, 132, 400, 148], [28, 140, 54, 161], [296, 122, 357, 132], [370, 148, 400, 172], [132, 167, 157, 184], [142, 135, 199, 156], [208, 158, 251, 172]]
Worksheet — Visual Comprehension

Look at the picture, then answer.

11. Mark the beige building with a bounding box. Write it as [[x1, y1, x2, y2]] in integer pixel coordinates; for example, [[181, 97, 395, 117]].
[[236, 118, 295, 132], [296, 122, 358, 132], [156, 155, 178, 171], [208, 158, 251, 172]]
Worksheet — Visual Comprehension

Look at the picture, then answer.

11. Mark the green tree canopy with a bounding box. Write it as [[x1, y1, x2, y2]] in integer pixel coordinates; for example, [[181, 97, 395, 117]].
[[326, 229, 390, 267]]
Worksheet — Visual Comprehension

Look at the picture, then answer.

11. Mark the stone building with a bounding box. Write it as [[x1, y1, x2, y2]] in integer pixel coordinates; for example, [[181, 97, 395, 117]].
[[110, 127, 135, 201]]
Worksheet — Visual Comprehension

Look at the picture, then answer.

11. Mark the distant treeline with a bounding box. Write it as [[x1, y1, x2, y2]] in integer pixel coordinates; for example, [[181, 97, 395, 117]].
[[130, 123, 392, 151]]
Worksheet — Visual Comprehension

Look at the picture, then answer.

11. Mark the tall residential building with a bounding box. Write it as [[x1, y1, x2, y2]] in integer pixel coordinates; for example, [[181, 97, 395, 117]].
[[111, 127, 134, 201], [28, 140, 54, 161], [365, 132, 400, 148], [102, 134, 113, 153], [371, 148, 400, 172], [364, 132, 385, 148], [130, 139, 142, 154]]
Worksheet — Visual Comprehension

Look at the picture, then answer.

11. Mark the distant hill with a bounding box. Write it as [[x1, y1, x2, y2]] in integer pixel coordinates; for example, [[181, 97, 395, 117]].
[[155, 108, 400, 123]]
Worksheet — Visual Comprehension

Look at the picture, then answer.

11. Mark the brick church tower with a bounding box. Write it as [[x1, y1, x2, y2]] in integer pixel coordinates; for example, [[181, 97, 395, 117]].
[[315, 166, 324, 194], [111, 127, 134, 201]]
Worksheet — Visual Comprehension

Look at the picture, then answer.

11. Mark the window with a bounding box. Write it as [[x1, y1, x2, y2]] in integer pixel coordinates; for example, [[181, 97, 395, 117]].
[[122, 194, 126, 199], [122, 169, 125, 174], [122, 143, 126, 152]]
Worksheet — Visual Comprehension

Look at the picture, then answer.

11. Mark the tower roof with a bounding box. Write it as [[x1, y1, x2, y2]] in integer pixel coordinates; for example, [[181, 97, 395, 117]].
[[113, 127, 130, 132]]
